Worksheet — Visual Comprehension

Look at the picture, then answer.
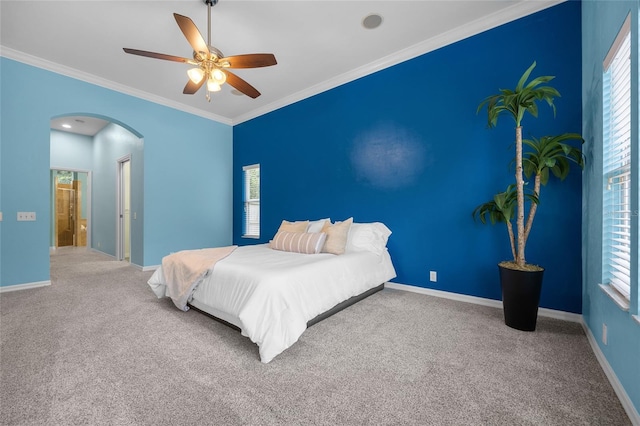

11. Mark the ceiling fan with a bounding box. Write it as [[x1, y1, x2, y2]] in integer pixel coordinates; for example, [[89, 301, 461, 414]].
[[123, 0, 276, 101]]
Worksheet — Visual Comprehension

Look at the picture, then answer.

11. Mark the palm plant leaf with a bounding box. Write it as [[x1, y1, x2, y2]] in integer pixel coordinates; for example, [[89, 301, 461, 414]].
[[478, 62, 560, 129], [523, 133, 585, 184], [473, 184, 539, 224], [516, 62, 537, 90]]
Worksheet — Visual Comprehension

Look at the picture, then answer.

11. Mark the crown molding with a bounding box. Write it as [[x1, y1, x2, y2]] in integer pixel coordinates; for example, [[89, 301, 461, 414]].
[[0, 46, 233, 126], [232, 0, 565, 125]]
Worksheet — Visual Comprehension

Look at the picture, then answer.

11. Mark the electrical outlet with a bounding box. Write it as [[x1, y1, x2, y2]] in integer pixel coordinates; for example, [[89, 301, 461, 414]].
[[602, 323, 608, 345], [430, 271, 437, 282]]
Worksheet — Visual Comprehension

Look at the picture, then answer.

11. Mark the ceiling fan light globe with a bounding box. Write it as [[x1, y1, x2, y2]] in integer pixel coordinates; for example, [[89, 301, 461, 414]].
[[207, 79, 221, 92], [212, 69, 227, 84], [187, 67, 205, 84]]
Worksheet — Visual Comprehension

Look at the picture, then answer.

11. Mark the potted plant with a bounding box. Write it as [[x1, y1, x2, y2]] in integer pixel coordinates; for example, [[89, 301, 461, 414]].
[[473, 61, 584, 331]]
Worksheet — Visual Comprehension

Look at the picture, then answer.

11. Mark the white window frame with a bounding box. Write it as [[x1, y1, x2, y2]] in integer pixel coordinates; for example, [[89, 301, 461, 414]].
[[602, 14, 632, 305], [242, 164, 260, 239]]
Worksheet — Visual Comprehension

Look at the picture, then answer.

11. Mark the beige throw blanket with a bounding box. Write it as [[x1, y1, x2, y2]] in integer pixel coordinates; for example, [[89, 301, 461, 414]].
[[162, 246, 237, 311]]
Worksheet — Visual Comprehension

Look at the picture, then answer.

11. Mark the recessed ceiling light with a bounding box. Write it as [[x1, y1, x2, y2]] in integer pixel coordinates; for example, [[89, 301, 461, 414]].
[[362, 13, 383, 30], [61, 124, 72, 129]]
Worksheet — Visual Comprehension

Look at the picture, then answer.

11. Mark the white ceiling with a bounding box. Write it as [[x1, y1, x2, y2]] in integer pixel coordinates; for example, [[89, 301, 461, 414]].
[[1, 1, 562, 126], [50, 116, 110, 136]]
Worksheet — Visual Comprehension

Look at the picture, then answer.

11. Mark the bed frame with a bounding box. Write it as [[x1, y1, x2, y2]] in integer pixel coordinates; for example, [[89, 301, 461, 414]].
[[187, 283, 385, 332]]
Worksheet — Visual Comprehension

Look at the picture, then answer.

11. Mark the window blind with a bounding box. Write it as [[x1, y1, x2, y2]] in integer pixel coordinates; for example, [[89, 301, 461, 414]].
[[602, 18, 631, 299], [243, 164, 260, 237]]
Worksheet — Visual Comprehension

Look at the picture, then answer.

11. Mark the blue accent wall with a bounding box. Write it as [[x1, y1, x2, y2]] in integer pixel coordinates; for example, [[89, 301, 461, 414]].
[[234, 2, 583, 313], [582, 0, 640, 415], [0, 57, 233, 286]]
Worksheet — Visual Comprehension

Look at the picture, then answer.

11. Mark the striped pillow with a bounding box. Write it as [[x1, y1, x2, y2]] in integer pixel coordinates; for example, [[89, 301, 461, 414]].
[[270, 231, 327, 254]]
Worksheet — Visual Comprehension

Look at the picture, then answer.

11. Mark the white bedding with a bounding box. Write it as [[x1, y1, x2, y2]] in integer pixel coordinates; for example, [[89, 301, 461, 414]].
[[161, 246, 237, 311], [148, 243, 396, 363]]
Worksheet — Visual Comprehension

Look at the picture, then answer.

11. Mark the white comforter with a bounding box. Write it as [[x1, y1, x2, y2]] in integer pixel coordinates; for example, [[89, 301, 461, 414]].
[[148, 244, 396, 363]]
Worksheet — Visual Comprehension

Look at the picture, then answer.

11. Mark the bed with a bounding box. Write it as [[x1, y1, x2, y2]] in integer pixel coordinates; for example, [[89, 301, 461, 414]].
[[147, 219, 396, 363]]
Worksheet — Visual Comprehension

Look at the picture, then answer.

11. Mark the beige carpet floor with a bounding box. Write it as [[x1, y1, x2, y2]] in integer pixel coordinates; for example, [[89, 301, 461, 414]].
[[0, 247, 630, 425]]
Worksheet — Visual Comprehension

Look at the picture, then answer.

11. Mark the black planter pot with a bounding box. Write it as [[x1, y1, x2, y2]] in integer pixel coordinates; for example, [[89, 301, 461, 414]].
[[498, 264, 544, 331]]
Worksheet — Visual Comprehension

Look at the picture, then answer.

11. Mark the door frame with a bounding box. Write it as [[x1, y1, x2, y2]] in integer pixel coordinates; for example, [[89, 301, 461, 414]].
[[50, 168, 92, 251], [116, 155, 131, 262]]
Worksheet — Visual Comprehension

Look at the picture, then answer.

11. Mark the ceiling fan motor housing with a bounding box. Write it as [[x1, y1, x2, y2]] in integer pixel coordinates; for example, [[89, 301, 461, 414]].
[[196, 45, 224, 60]]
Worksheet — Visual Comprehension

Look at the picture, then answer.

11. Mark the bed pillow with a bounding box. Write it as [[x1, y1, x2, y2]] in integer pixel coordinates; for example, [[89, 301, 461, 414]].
[[320, 217, 353, 255], [277, 220, 309, 233], [346, 222, 392, 256], [270, 231, 327, 254], [307, 218, 331, 233]]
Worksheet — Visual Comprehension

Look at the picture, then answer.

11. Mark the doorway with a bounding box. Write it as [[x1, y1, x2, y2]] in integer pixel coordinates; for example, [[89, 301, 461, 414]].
[[52, 170, 90, 249], [117, 156, 131, 262], [50, 114, 143, 265]]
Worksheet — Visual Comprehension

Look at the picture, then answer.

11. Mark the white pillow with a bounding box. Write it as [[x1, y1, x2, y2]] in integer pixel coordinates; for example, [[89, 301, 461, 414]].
[[270, 231, 327, 254], [307, 218, 331, 233], [346, 222, 392, 255]]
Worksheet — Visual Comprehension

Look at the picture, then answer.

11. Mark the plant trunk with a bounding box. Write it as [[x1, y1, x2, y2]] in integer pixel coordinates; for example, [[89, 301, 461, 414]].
[[515, 126, 525, 267], [506, 221, 516, 262], [524, 173, 542, 245]]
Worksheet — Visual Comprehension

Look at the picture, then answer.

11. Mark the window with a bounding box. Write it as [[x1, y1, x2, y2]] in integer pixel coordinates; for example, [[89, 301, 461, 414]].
[[243, 164, 260, 238], [602, 15, 632, 301]]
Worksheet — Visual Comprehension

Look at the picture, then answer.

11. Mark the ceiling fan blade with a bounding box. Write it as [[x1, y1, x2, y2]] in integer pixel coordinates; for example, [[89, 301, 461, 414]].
[[183, 78, 206, 95], [123, 48, 192, 63], [221, 54, 277, 69], [174, 13, 210, 58], [224, 71, 261, 98]]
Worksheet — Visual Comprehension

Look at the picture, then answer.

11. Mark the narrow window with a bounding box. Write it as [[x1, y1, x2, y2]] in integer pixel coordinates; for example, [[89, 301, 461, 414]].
[[602, 15, 632, 300], [243, 164, 260, 238]]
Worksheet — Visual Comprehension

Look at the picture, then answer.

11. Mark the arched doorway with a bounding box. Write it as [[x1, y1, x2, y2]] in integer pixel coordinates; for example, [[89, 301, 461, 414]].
[[50, 113, 144, 265]]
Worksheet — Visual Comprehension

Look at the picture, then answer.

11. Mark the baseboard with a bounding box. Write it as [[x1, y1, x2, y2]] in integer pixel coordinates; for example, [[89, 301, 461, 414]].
[[142, 264, 160, 272], [0, 280, 51, 293], [131, 263, 158, 272], [89, 248, 116, 259], [384, 282, 582, 323], [581, 320, 640, 425], [130, 263, 143, 271]]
